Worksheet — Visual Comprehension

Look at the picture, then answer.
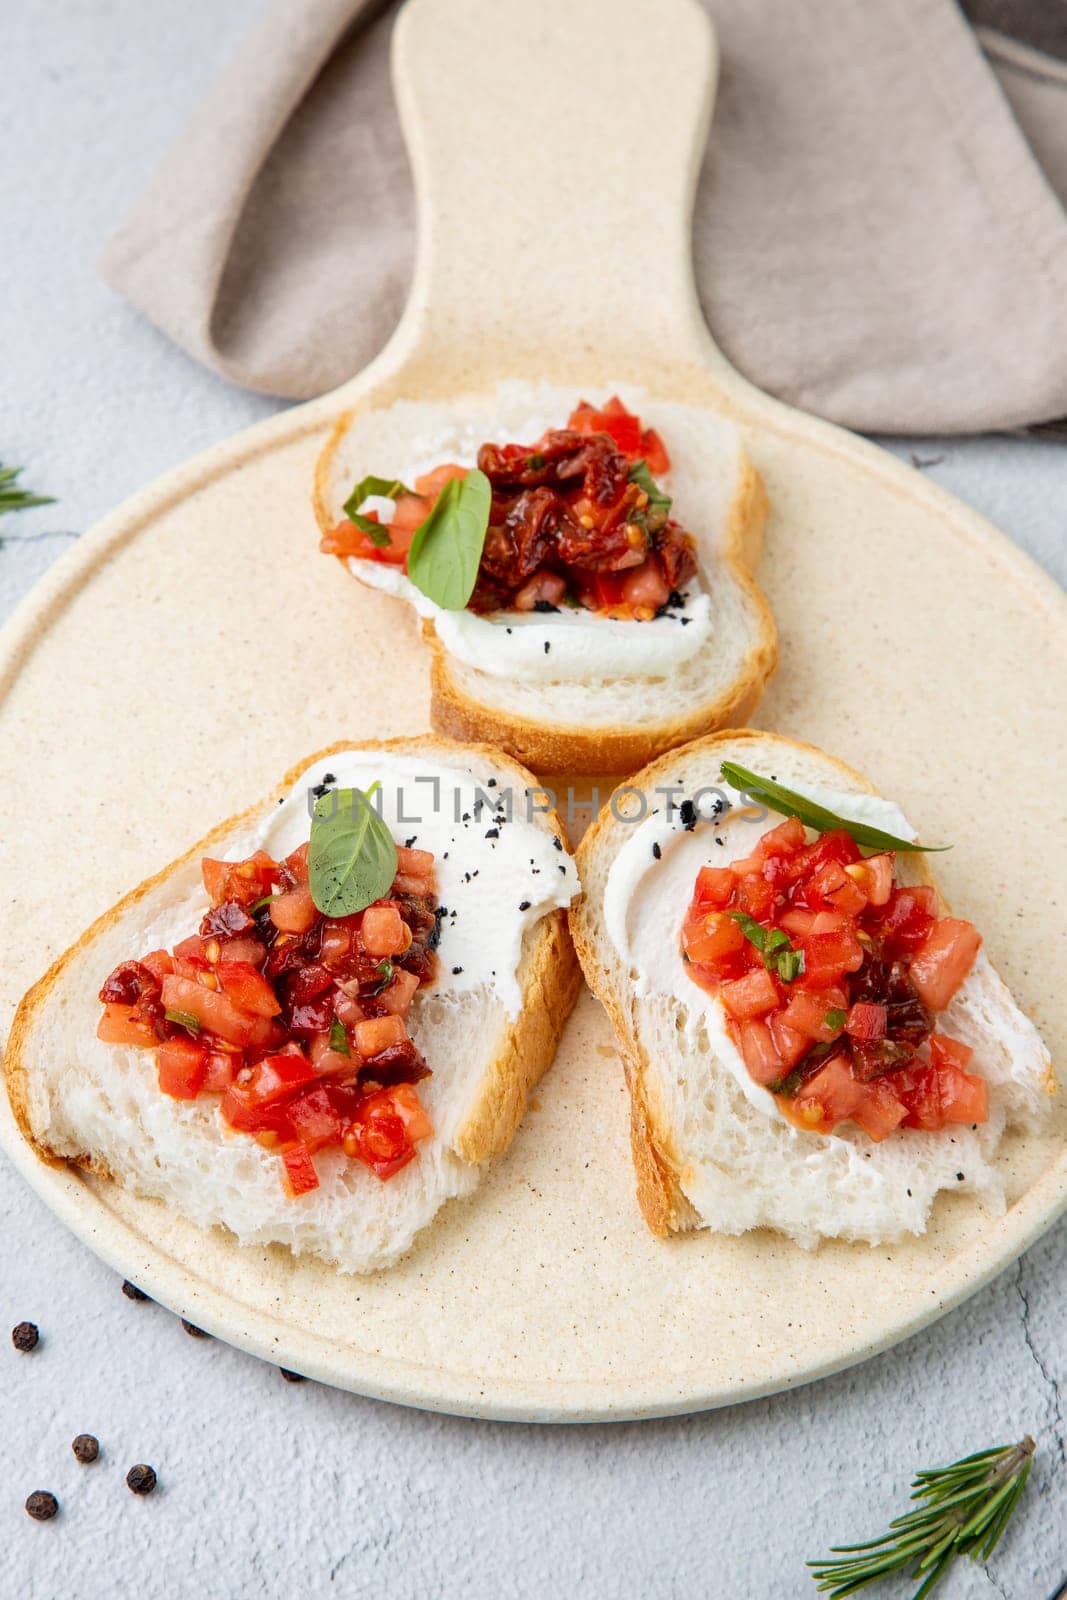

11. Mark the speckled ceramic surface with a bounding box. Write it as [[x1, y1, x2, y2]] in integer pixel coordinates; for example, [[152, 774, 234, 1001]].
[[0, 0, 1063, 1421]]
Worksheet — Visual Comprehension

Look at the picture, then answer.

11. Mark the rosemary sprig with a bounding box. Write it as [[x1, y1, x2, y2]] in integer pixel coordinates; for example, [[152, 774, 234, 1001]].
[[0, 462, 54, 517], [809, 1436, 1035, 1599]]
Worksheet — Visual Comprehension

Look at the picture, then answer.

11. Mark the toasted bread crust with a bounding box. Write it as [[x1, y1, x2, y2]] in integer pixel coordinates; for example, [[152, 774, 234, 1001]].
[[314, 408, 777, 775], [568, 728, 1042, 1237], [5, 735, 580, 1197]]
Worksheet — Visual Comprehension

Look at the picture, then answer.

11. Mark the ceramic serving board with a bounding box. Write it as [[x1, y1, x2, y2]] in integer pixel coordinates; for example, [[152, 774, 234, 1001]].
[[0, 0, 1063, 1421]]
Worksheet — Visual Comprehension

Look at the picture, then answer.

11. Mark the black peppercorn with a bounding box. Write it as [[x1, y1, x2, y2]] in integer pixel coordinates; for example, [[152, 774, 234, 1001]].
[[279, 1368, 305, 1383], [121, 1280, 148, 1301], [181, 1319, 210, 1339], [126, 1463, 157, 1495], [72, 1434, 99, 1464], [12, 1321, 39, 1352], [25, 1491, 58, 1521]]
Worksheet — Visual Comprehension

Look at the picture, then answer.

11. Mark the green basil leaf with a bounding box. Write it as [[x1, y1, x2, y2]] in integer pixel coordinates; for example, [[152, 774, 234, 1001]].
[[628, 458, 672, 523], [719, 761, 948, 854], [372, 958, 395, 994], [342, 475, 413, 518], [824, 1008, 847, 1032], [164, 1008, 201, 1035], [775, 947, 805, 984], [328, 1017, 350, 1056], [249, 894, 275, 914], [308, 782, 398, 917], [406, 469, 491, 610], [729, 909, 804, 981], [728, 910, 769, 952]]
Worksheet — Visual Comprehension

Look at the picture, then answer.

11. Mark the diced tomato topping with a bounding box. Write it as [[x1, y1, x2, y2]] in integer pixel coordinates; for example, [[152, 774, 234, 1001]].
[[721, 967, 779, 1021], [354, 1014, 406, 1061], [156, 1037, 208, 1100], [909, 918, 981, 1011], [736, 1019, 784, 1086], [97, 1002, 157, 1047], [846, 1002, 887, 1042], [98, 835, 442, 1197], [361, 904, 411, 958], [679, 810, 991, 1146], [327, 398, 691, 620], [269, 886, 318, 934], [343, 1083, 432, 1180], [216, 961, 282, 1018], [281, 1144, 319, 1197], [201, 851, 277, 908]]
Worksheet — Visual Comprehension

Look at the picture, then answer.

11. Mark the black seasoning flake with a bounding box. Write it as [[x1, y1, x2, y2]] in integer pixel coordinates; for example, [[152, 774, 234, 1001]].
[[558, 863, 566, 874], [126, 1464, 157, 1496], [532, 599, 560, 613], [452, 966, 463, 975], [485, 828, 499, 839], [462, 812, 470, 822], [12, 1321, 39, 1352], [956, 1172, 965, 1182], [544, 641, 551, 654], [679, 617, 691, 626], [519, 900, 531, 911], [552, 837, 563, 851], [25, 1492, 58, 1522], [280, 1368, 306, 1384], [182, 1319, 210, 1339], [72, 1435, 99, 1464], [652, 842, 662, 860], [679, 799, 697, 831], [487, 778, 497, 787], [405, 837, 417, 848], [715, 837, 724, 847], [121, 1280, 148, 1302]]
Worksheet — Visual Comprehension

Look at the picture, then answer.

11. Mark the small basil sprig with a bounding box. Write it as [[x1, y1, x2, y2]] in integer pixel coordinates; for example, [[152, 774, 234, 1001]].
[[628, 459, 671, 526], [164, 1007, 201, 1035], [720, 761, 948, 855], [407, 469, 491, 610], [328, 1018, 350, 1056], [308, 782, 398, 917], [343, 475, 415, 548], [729, 910, 805, 983]]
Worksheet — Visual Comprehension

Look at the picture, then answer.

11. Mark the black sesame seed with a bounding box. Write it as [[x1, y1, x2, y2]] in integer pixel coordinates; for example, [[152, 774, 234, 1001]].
[[519, 900, 531, 911], [543, 641, 551, 653], [906, 1188, 912, 1197], [652, 842, 662, 860], [552, 837, 563, 851], [121, 1280, 148, 1302], [956, 1172, 965, 1182], [181, 1319, 210, 1339], [11, 1321, 39, 1352], [452, 966, 463, 975], [126, 1464, 157, 1496], [679, 799, 697, 831], [25, 1491, 58, 1521], [485, 828, 499, 839], [487, 779, 497, 787], [72, 1434, 99, 1464], [280, 1368, 306, 1384], [462, 812, 470, 822]]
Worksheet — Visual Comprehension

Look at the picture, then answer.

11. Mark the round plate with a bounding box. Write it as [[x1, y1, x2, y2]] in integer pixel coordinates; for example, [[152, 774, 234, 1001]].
[[0, 392, 1063, 1421]]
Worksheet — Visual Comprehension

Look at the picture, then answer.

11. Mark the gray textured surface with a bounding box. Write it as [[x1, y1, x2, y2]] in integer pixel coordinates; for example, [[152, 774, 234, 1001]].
[[1, 3, 1064, 1597]]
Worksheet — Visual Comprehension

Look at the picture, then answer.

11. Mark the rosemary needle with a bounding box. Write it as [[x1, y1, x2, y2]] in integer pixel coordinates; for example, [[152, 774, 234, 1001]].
[[0, 462, 54, 517], [809, 1436, 1036, 1599]]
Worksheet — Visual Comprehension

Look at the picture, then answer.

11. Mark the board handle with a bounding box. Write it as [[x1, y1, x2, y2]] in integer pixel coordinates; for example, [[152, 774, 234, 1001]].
[[390, 0, 718, 383]]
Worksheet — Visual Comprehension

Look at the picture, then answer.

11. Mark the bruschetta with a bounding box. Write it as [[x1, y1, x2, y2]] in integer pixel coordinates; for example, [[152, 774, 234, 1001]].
[[571, 730, 1054, 1246], [5, 737, 581, 1273], [314, 385, 775, 774]]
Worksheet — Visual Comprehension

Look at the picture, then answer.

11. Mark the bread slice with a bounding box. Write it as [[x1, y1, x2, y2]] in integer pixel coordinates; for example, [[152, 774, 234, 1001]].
[[571, 729, 1055, 1247], [5, 736, 581, 1273], [313, 383, 776, 774]]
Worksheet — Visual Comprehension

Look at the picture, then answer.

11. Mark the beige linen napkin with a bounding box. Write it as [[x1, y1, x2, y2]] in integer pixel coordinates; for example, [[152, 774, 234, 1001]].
[[100, 0, 1067, 434]]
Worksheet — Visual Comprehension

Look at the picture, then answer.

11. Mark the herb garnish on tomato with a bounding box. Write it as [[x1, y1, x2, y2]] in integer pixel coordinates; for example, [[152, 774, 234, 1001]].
[[680, 776, 987, 1142], [321, 397, 697, 622], [97, 822, 438, 1195]]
